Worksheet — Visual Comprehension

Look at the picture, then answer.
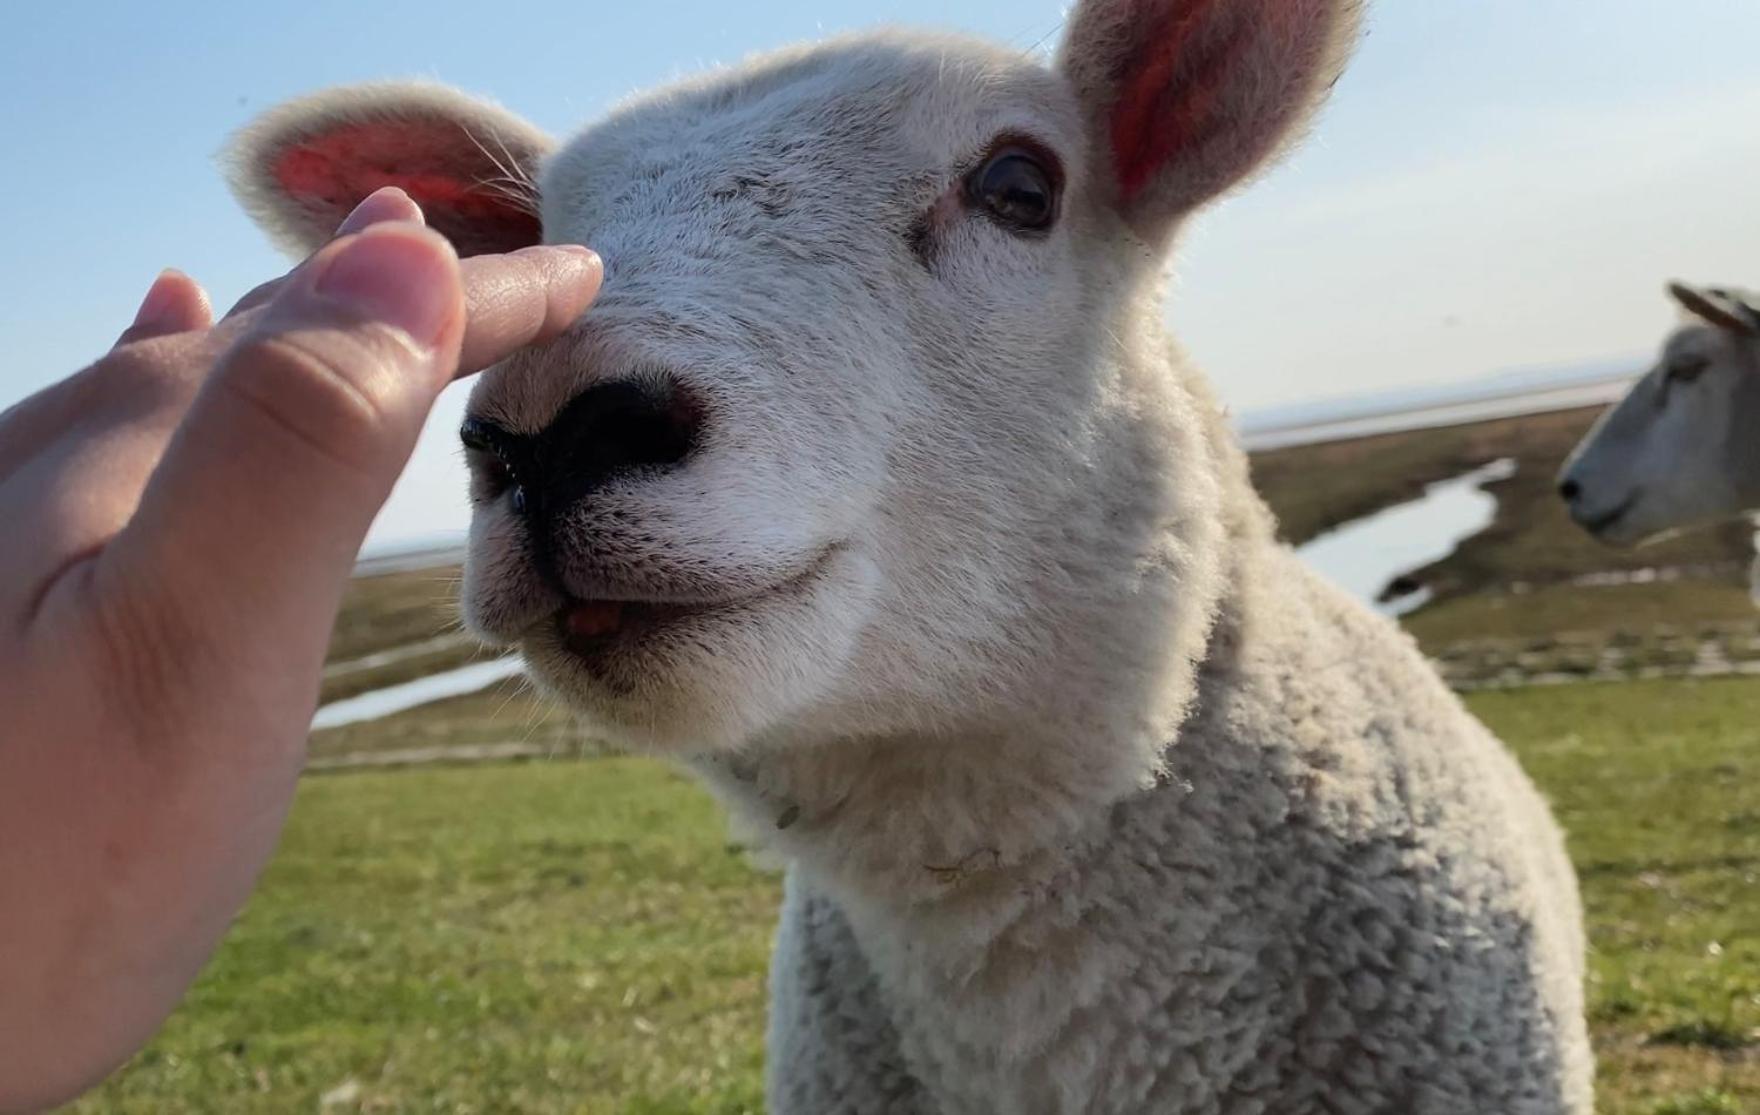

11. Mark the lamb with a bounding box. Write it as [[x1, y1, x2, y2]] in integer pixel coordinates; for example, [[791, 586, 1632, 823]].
[[1559, 281, 1760, 546], [227, 1, 1593, 1110]]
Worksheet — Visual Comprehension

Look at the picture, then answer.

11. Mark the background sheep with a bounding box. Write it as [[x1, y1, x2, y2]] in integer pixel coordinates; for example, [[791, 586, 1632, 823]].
[[1559, 282, 1760, 548], [229, 0, 1593, 1110]]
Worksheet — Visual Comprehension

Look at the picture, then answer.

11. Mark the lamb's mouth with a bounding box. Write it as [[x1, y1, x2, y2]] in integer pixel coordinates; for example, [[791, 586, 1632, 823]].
[[549, 544, 843, 660], [1582, 491, 1640, 538]]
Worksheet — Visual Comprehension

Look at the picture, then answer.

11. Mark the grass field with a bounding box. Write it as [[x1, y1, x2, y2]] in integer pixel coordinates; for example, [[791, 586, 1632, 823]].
[[78, 676, 1760, 1114], [72, 760, 775, 1115], [74, 405, 1760, 1113]]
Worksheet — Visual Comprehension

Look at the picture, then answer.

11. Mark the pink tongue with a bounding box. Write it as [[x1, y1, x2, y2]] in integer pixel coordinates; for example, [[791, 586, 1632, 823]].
[[566, 601, 625, 639]]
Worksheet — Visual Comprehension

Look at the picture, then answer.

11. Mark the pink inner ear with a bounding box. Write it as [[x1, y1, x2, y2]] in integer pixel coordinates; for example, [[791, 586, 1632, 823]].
[[1108, 0, 1257, 202], [271, 120, 540, 250]]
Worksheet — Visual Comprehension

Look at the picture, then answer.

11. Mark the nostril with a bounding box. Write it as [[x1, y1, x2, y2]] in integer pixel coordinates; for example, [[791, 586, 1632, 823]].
[[1558, 479, 1581, 502], [541, 379, 702, 499]]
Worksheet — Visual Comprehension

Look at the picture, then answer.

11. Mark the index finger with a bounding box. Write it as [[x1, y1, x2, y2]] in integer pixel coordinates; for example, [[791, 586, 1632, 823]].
[[224, 187, 428, 319], [455, 246, 601, 377], [222, 243, 600, 379]]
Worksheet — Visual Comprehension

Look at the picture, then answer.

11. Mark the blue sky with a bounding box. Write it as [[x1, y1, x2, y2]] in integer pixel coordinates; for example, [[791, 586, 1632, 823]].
[[4, 1, 1758, 548]]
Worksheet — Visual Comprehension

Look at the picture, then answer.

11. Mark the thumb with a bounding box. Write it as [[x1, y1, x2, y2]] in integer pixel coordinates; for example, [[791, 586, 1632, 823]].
[[105, 223, 466, 662]]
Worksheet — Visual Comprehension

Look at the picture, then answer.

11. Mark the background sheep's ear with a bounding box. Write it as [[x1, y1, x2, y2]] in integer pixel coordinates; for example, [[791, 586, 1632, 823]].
[[1668, 281, 1760, 337], [1058, 0, 1363, 239], [224, 81, 551, 259]]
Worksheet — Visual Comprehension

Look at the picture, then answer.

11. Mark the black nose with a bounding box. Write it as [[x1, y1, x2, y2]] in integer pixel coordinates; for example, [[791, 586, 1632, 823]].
[[1558, 478, 1581, 502], [462, 380, 702, 524], [531, 380, 700, 508], [552, 377, 696, 470]]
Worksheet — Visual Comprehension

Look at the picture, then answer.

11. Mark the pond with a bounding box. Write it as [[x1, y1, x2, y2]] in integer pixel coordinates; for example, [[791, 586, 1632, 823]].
[[1294, 458, 1515, 616], [311, 655, 524, 731]]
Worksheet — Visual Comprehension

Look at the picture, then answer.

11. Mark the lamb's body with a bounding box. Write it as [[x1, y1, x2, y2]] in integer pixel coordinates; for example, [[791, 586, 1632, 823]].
[[764, 556, 1588, 1113], [227, 3, 1592, 1108], [723, 384, 1590, 1113]]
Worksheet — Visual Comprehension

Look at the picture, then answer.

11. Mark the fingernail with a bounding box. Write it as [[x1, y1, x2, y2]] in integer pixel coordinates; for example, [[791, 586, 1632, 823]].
[[524, 244, 601, 275], [133, 269, 186, 330], [335, 186, 423, 237], [313, 228, 456, 347], [550, 245, 603, 285]]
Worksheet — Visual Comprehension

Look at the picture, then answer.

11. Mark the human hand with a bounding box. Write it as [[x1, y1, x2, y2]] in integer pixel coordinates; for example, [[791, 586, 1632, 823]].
[[0, 188, 600, 1112]]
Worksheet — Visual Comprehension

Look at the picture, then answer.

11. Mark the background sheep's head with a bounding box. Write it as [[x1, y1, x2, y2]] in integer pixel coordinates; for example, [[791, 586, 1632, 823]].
[[231, 0, 1360, 754], [1559, 282, 1760, 546]]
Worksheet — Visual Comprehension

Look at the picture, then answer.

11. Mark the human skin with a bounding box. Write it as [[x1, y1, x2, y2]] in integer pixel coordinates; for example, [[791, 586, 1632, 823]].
[[0, 188, 601, 1113]]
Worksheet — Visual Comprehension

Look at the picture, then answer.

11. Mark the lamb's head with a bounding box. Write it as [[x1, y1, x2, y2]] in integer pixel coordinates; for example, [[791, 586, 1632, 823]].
[[230, 0, 1359, 757], [1558, 282, 1760, 546]]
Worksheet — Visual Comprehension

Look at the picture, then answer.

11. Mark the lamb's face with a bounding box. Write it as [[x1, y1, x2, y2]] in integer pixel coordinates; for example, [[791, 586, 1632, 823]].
[[461, 39, 1115, 751], [1559, 296, 1760, 546], [226, 0, 1363, 755]]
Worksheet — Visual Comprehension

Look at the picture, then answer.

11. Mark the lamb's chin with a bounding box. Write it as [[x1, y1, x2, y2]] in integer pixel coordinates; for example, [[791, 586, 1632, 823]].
[[516, 547, 877, 754]]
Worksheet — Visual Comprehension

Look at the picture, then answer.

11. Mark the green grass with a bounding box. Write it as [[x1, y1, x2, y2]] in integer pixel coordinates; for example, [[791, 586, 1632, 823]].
[[71, 760, 776, 1114], [77, 675, 1760, 1113], [1471, 677, 1760, 1112], [1405, 581, 1760, 650]]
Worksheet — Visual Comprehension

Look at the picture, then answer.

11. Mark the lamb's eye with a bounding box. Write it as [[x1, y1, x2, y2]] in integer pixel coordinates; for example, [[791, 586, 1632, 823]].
[[968, 147, 1060, 232], [460, 417, 516, 498], [1667, 355, 1710, 383], [460, 418, 498, 453]]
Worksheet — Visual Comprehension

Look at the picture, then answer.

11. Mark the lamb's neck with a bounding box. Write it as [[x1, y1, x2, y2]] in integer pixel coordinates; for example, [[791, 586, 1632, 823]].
[[693, 547, 1265, 920], [695, 346, 1276, 911], [695, 719, 1157, 910]]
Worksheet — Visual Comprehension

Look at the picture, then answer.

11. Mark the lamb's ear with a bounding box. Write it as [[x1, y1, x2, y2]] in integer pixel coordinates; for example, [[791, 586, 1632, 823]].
[[1058, 0, 1363, 238], [1668, 281, 1760, 338], [224, 82, 551, 259]]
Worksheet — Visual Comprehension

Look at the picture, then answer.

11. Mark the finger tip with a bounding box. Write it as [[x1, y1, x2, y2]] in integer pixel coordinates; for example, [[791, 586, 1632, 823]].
[[556, 243, 601, 267], [372, 185, 425, 225], [178, 275, 216, 331], [448, 245, 602, 380], [307, 223, 466, 353], [129, 269, 213, 337], [329, 221, 462, 270], [335, 186, 427, 236], [161, 268, 213, 309], [549, 245, 604, 313], [571, 261, 604, 308]]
